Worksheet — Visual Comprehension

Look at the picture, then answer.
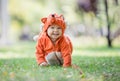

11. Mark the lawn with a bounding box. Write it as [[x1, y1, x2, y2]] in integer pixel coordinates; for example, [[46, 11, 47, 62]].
[[0, 37, 120, 81]]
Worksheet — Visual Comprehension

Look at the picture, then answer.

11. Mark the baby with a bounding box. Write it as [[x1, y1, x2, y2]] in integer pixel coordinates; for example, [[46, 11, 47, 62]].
[[35, 13, 73, 67]]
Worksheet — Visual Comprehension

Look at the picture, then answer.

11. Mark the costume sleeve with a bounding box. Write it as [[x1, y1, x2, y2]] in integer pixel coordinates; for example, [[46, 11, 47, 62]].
[[61, 37, 73, 67], [35, 38, 46, 65]]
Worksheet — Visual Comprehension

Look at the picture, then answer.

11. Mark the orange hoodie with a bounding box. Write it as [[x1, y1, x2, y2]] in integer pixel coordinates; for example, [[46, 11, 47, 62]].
[[35, 13, 73, 67]]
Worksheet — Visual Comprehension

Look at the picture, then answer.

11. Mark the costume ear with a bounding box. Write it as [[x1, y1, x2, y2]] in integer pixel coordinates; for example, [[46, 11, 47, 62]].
[[60, 15, 64, 20], [41, 17, 47, 24]]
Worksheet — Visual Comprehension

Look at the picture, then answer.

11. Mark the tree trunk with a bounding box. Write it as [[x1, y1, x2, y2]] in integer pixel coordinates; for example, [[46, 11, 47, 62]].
[[115, 0, 119, 5], [0, 0, 10, 46], [104, 0, 112, 47]]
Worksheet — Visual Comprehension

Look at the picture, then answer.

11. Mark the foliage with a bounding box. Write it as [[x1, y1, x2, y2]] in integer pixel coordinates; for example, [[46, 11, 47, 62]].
[[2, 0, 119, 43], [8, 0, 77, 40]]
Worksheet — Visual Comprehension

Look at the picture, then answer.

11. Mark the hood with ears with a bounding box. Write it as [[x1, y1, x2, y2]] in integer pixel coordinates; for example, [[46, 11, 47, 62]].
[[41, 13, 66, 34]]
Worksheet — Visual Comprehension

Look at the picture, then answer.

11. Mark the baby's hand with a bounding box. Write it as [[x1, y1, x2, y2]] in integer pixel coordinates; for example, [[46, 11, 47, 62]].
[[40, 62, 49, 67], [33, 35, 39, 41]]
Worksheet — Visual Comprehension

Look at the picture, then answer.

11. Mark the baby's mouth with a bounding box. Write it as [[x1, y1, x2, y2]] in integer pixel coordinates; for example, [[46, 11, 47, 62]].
[[52, 33, 59, 36]]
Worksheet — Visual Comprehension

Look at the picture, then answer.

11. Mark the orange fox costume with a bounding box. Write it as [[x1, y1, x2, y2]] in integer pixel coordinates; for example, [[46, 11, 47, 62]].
[[35, 13, 73, 67]]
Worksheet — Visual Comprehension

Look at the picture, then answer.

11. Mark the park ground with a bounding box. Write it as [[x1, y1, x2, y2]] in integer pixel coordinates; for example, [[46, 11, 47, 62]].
[[0, 37, 120, 81]]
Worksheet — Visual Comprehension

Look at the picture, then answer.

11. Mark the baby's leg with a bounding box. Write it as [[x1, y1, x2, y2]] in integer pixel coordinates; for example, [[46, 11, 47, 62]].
[[45, 52, 63, 66]]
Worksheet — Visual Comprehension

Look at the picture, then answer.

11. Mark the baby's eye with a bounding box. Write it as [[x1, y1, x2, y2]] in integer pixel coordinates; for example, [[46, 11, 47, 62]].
[[57, 27, 61, 29], [51, 27, 55, 29]]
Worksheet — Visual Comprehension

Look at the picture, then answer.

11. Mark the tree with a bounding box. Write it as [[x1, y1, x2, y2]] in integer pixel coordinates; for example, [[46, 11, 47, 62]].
[[104, 0, 112, 47], [0, 0, 10, 46], [115, 0, 119, 5], [76, 0, 120, 48]]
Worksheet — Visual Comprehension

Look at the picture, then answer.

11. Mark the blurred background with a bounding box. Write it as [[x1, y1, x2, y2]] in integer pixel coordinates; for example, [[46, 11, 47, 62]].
[[0, 0, 120, 48], [0, 1, 120, 80]]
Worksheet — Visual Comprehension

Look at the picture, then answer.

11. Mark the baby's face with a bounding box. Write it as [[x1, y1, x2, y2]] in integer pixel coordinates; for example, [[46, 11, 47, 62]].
[[47, 24, 62, 42]]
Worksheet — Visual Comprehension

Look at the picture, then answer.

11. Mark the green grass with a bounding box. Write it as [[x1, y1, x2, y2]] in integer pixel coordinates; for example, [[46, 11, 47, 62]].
[[0, 39, 120, 81], [0, 56, 120, 81]]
